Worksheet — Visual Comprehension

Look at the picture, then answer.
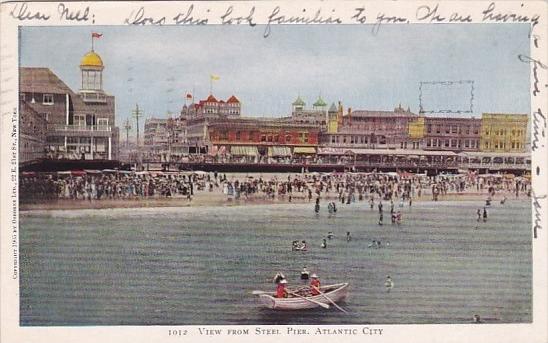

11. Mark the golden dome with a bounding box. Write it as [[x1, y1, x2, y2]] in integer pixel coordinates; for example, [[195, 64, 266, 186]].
[[80, 51, 103, 68]]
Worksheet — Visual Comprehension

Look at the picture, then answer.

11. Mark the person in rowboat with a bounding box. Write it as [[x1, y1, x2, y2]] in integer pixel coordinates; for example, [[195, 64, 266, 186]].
[[273, 272, 286, 284], [310, 274, 321, 296], [276, 279, 289, 298]]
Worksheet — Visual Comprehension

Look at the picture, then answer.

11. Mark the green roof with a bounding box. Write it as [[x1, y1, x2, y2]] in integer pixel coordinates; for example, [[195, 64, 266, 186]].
[[313, 96, 327, 107], [292, 96, 306, 106]]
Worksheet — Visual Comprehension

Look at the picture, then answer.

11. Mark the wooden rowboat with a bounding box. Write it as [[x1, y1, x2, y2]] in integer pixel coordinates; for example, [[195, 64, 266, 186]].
[[256, 283, 349, 310]]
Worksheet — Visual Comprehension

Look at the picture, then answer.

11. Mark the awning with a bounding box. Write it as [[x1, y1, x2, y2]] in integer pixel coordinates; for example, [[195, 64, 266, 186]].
[[230, 146, 258, 156], [293, 147, 317, 154], [318, 148, 346, 155], [268, 146, 292, 157]]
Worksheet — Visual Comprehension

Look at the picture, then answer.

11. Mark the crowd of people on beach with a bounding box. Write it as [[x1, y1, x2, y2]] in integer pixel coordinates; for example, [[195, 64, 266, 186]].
[[20, 170, 530, 205]]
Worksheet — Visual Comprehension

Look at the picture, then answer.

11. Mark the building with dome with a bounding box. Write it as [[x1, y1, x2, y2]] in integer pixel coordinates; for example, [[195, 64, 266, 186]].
[[19, 46, 119, 162], [290, 95, 330, 127]]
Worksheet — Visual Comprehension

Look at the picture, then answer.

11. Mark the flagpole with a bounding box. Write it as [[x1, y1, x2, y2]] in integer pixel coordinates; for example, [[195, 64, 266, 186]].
[[209, 77, 212, 95], [91, 34, 94, 51]]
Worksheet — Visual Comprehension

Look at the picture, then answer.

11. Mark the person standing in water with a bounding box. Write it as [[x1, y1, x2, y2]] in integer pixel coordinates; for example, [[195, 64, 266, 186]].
[[321, 238, 327, 248], [385, 275, 394, 293]]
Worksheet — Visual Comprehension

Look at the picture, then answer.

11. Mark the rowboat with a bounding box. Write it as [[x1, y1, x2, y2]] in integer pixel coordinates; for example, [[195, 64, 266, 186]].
[[256, 283, 349, 310]]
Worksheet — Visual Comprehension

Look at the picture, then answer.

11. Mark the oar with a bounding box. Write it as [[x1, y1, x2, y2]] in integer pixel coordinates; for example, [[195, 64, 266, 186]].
[[287, 291, 330, 309], [312, 286, 348, 313]]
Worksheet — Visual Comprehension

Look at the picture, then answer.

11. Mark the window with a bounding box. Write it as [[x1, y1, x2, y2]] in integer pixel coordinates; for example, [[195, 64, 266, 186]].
[[43, 94, 54, 105], [219, 130, 228, 140], [74, 114, 86, 126], [235, 131, 241, 141], [451, 126, 457, 134], [97, 118, 109, 127], [261, 135, 266, 142], [331, 136, 336, 143], [427, 139, 431, 147], [20, 93, 25, 101], [285, 135, 291, 143]]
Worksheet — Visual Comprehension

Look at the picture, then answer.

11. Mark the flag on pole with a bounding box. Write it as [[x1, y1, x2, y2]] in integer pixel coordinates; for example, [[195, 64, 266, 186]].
[[91, 32, 102, 51], [210, 74, 220, 81]]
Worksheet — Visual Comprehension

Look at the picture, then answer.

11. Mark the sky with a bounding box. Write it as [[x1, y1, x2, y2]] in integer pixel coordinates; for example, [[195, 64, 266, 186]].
[[21, 24, 530, 136]]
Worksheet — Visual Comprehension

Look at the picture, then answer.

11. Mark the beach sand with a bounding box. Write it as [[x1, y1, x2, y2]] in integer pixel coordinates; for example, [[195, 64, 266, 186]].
[[19, 191, 517, 211]]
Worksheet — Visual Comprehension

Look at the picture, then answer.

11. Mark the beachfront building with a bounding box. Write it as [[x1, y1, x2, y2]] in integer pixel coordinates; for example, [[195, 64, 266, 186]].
[[181, 95, 241, 119], [183, 116, 319, 161], [19, 47, 119, 161], [19, 101, 47, 164], [423, 116, 482, 152], [144, 118, 170, 147], [319, 104, 419, 149], [289, 95, 330, 126], [480, 113, 528, 153]]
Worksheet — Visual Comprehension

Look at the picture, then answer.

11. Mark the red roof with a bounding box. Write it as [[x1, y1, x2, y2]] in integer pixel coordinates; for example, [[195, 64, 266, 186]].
[[227, 95, 240, 103], [206, 95, 218, 102]]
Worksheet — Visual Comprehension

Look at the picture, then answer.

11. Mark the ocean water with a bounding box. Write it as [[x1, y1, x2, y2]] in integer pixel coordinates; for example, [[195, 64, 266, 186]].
[[19, 199, 532, 325]]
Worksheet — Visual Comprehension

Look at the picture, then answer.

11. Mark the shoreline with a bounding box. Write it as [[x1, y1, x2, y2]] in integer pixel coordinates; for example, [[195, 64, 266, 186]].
[[19, 192, 526, 211]]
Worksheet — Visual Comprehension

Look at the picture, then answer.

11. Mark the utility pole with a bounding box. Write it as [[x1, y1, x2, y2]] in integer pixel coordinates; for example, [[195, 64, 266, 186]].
[[132, 104, 143, 147], [123, 118, 132, 147]]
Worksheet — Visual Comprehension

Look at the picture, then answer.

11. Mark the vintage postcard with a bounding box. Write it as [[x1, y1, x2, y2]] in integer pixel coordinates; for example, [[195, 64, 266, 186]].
[[1, 1, 547, 342]]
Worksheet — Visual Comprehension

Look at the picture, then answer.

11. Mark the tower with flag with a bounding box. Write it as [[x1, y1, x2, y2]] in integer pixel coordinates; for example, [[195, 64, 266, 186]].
[[80, 32, 104, 93]]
